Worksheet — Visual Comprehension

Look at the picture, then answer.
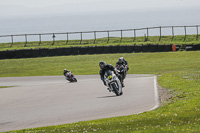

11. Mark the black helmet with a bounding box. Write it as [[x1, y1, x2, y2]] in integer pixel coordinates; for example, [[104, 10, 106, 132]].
[[99, 61, 106, 69], [64, 69, 68, 72]]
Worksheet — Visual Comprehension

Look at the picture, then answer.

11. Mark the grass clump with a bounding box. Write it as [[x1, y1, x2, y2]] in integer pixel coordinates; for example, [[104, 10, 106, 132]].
[[0, 86, 16, 88]]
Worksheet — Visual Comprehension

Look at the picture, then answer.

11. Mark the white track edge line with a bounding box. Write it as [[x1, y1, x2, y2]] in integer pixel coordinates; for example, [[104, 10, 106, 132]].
[[149, 76, 160, 111]]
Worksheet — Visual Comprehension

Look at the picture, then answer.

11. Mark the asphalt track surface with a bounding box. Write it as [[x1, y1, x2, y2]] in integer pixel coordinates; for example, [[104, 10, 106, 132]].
[[0, 74, 159, 132]]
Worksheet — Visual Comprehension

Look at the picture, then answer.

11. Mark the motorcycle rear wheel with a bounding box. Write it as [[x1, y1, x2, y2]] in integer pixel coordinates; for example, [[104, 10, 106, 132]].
[[74, 78, 77, 82]]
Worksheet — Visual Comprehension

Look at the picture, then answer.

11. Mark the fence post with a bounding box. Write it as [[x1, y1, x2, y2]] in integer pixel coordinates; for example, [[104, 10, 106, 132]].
[[133, 29, 136, 41], [196, 25, 198, 40], [120, 30, 123, 42], [146, 28, 149, 41], [80, 32, 82, 44], [144, 34, 147, 42], [107, 31, 109, 43], [11, 35, 13, 47], [159, 26, 162, 41], [184, 26, 187, 41], [24, 34, 27, 47], [94, 31, 96, 44], [52, 33, 55, 45], [39, 34, 41, 46], [66, 33, 69, 44], [172, 26, 174, 41]]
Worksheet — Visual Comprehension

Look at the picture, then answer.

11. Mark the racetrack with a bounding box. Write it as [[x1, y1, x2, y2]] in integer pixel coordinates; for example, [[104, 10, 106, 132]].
[[0, 74, 159, 132]]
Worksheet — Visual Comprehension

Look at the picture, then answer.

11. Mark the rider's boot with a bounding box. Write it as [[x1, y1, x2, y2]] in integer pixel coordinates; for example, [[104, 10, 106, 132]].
[[116, 74, 124, 87], [122, 82, 125, 87], [121, 79, 125, 87]]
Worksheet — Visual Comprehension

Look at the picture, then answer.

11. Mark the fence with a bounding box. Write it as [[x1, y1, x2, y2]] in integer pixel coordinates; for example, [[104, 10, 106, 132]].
[[0, 25, 199, 46]]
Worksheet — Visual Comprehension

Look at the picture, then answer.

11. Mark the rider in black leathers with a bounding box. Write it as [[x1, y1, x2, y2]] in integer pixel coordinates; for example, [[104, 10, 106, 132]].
[[99, 61, 124, 87], [115, 57, 129, 71]]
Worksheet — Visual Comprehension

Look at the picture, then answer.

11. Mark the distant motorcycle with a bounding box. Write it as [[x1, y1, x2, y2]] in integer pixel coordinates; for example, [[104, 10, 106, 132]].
[[104, 70, 123, 96], [116, 64, 127, 80], [65, 71, 77, 82]]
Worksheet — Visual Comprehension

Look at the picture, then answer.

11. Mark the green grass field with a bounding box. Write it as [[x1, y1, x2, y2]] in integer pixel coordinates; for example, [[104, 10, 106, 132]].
[[0, 35, 200, 51], [1, 51, 200, 132]]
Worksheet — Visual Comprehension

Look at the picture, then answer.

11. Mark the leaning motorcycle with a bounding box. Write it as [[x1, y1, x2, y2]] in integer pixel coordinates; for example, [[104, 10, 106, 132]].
[[116, 64, 127, 80], [104, 70, 123, 96], [65, 71, 77, 82]]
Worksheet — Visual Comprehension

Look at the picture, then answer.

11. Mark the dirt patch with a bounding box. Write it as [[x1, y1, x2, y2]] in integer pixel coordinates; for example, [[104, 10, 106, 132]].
[[157, 85, 171, 105]]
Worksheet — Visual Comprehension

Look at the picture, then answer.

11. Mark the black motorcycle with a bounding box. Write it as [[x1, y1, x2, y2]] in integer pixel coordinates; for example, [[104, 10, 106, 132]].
[[116, 64, 127, 80]]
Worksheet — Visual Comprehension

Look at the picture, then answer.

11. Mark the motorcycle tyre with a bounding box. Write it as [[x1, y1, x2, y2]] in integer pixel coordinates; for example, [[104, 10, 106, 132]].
[[74, 78, 77, 82], [114, 89, 120, 96], [112, 85, 121, 96]]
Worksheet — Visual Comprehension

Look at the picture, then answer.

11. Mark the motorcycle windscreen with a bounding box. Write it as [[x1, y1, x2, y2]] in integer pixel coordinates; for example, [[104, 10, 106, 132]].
[[104, 70, 113, 80]]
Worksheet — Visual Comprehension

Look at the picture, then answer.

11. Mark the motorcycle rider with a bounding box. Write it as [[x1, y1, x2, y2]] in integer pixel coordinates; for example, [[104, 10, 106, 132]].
[[116, 57, 129, 72], [63, 69, 72, 79], [63, 69, 77, 82], [99, 61, 124, 88]]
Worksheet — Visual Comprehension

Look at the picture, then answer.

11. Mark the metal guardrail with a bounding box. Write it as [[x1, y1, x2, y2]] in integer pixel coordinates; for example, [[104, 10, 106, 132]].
[[0, 25, 199, 47]]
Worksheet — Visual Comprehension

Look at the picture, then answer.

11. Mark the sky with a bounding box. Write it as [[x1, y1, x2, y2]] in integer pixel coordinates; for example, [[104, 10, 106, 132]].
[[0, 0, 200, 38], [0, 0, 200, 19]]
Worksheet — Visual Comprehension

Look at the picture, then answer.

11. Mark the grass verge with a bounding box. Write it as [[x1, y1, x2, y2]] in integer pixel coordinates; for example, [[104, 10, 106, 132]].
[[0, 86, 15, 89], [1, 51, 200, 132], [0, 35, 200, 51]]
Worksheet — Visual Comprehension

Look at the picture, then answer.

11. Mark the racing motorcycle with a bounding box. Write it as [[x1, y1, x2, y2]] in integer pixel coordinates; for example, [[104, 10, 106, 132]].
[[116, 64, 127, 80], [104, 70, 123, 96], [65, 71, 77, 82]]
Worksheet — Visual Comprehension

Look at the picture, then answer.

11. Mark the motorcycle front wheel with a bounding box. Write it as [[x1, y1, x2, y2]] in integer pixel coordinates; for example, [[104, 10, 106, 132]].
[[111, 83, 121, 96]]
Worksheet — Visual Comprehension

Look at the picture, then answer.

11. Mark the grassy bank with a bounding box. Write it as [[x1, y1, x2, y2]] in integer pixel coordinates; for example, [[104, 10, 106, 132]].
[[1, 51, 200, 132], [0, 51, 199, 77], [0, 35, 200, 51]]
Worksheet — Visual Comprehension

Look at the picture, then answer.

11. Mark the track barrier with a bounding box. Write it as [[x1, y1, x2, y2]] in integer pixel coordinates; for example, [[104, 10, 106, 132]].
[[172, 45, 176, 51], [0, 44, 199, 59]]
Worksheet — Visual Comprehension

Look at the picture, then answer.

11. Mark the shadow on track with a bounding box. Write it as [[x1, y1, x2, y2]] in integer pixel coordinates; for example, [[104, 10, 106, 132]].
[[97, 95, 118, 98]]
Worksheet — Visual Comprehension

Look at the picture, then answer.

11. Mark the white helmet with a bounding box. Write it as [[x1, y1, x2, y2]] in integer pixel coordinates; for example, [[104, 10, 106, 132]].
[[118, 57, 124, 63]]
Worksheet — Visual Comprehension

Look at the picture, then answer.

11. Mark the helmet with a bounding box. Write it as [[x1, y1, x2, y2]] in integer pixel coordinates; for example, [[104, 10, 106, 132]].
[[99, 61, 106, 69], [64, 69, 68, 72], [118, 57, 124, 63]]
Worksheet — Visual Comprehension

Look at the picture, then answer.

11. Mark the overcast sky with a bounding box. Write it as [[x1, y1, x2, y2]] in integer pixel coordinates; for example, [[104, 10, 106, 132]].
[[1, 0, 200, 19]]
